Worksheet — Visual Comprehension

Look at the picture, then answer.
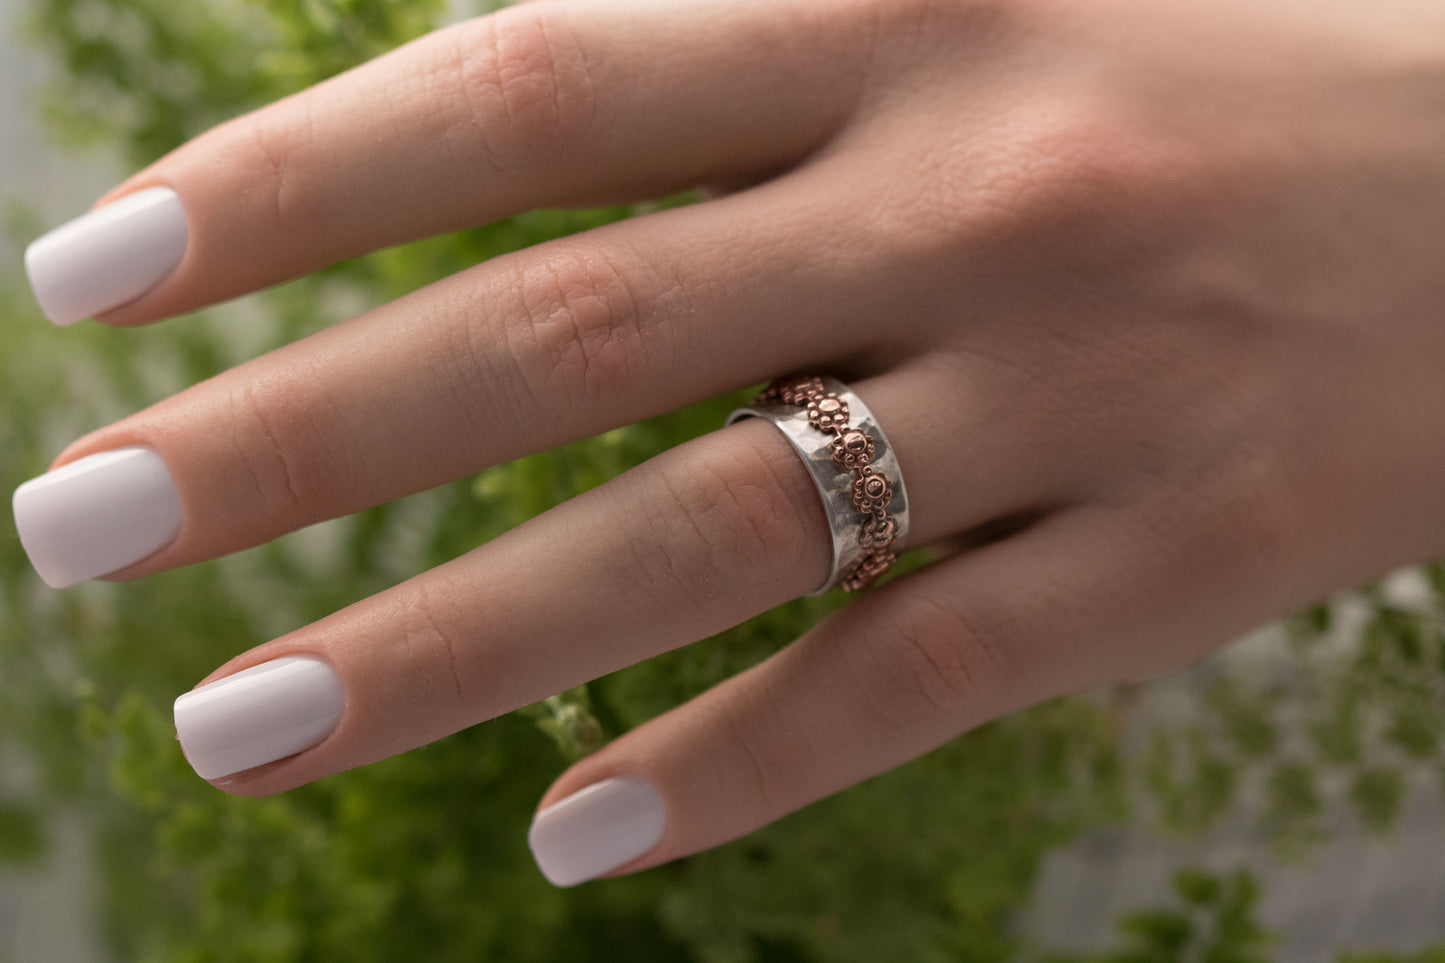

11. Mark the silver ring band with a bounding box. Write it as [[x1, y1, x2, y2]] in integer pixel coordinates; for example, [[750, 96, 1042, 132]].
[[727, 376, 909, 595]]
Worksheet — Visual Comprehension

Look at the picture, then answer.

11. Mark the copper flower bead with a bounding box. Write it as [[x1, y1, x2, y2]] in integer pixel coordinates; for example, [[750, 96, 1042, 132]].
[[830, 429, 875, 470], [763, 376, 826, 406], [807, 394, 851, 432], [850, 468, 892, 513], [859, 512, 899, 550], [841, 550, 897, 592]]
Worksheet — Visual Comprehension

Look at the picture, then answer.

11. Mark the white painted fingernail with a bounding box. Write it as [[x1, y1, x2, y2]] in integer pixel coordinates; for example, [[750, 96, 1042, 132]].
[[528, 777, 666, 887], [25, 186, 188, 326], [175, 656, 345, 780], [13, 446, 183, 589]]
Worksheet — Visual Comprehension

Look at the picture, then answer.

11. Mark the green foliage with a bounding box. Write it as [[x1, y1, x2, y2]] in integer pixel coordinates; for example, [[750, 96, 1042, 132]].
[[1142, 723, 1239, 836], [8, 0, 1445, 959], [1136, 584, 1445, 857], [517, 686, 604, 761], [1045, 868, 1273, 963], [1262, 761, 1325, 855], [26, 0, 449, 165], [1347, 765, 1406, 833], [1, 1, 1130, 960], [0, 799, 46, 866]]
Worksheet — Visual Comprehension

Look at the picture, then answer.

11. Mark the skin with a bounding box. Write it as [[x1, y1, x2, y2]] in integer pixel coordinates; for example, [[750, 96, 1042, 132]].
[[42, 0, 1445, 877]]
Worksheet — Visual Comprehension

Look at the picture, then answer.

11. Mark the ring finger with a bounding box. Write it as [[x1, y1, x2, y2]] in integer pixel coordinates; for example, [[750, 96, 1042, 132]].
[[164, 364, 1039, 795]]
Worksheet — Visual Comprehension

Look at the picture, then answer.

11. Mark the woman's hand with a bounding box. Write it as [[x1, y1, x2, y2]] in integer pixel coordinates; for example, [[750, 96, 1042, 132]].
[[17, 0, 1445, 886]]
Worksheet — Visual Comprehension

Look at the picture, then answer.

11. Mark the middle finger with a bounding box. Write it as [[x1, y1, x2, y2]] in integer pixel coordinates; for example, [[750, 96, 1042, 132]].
[[20, 169, 922, 587]]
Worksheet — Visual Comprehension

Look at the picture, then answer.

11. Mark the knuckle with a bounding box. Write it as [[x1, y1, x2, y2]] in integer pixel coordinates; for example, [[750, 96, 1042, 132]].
[[626, 443, 813, 607], [226, 370, 361, 525], [978, 104, 1170, 224], [397, 579, 474, 712], [857, 0, 1020, 46], [852, 596, 1008, 728], [720, 704, 813, 814], [446, 8, 598, 176], [892, 114, 1107, 251], [1154, 441, 1303, 608], [237, 100, 321, 228], [862, 90, 1196, 279], [504, 245, 654, 410]]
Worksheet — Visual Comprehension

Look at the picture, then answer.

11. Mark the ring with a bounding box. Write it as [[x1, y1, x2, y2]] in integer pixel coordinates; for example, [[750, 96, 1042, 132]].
[[727, 376, 909, 595]]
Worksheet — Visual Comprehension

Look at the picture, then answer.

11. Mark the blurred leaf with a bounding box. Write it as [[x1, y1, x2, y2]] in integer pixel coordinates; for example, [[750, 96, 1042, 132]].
[[1174, 867, 1223, 906], [0, 801, 47, 865], [1350, 767, 1407, 835], [1264, 761, 1325, 856], [1047, 868, 1272, 963]]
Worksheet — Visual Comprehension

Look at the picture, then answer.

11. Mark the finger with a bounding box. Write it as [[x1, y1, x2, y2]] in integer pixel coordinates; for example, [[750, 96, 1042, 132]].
[[23, 160, 1056, 588], [523, 498, 1288, 886], [167, 359, 1047, 793], [170, 419, 830, 789], [25, 179, 843, 586], [27, 0, 869, 327]]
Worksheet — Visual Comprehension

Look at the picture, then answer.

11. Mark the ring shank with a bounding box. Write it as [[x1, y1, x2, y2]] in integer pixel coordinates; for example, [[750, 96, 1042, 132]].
[[726, 378, 909, 595]]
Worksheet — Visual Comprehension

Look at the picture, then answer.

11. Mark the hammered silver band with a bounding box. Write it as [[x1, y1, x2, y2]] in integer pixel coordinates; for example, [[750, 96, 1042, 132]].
[[727, 376, 909, 595]]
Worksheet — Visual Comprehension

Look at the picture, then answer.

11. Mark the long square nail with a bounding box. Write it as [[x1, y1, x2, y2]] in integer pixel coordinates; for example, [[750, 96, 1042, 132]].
[[528, 777, 666, 887], [13, 446, 183, 588], [174, 656, 345, 780], [25, 186, 188, 326]]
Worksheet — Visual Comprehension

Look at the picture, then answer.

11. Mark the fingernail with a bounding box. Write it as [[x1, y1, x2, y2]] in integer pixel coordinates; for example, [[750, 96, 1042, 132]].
[[528, 777, 667, 887], [174, 656, 345, 780], [25, 186, 188, 326], [13, 446, 183, 589]]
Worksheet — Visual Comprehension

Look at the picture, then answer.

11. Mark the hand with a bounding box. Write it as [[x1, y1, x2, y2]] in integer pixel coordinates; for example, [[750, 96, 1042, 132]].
[[16, 0, 1445, 887]]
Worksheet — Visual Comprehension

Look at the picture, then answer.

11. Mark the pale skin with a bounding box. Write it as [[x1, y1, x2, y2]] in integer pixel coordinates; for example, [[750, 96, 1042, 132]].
[[45, 0, 1445, 877]]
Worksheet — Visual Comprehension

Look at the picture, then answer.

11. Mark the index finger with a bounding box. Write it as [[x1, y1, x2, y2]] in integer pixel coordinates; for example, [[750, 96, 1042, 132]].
[[25, 0, 867, 327]]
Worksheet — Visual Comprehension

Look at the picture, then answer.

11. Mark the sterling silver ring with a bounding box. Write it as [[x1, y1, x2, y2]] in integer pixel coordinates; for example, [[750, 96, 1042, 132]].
[[727, 376, 909, 595]]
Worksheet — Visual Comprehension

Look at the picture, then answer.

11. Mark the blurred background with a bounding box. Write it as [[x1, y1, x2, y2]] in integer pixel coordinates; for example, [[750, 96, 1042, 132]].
[[3, 1, 1445, 960]]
